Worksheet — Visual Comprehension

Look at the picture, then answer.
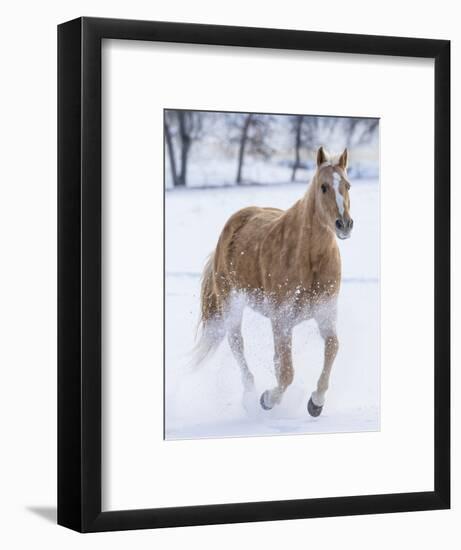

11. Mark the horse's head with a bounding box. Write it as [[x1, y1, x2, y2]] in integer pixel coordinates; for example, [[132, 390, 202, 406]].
[[314, 146, 353, 240]]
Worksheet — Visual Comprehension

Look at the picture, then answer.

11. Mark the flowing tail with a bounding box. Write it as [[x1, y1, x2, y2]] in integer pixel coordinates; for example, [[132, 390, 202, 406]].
[[191, 254, 227, 367]]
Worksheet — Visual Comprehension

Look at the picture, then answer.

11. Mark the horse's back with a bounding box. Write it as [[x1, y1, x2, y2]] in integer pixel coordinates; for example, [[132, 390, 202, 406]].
[[212, 206, 283, 286], [218, 206, 283, 253], [220, 206, 283, 238]]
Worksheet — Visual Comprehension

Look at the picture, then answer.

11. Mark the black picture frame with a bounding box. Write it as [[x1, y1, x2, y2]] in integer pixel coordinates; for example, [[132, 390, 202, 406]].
[[58, 16, 450, 532]]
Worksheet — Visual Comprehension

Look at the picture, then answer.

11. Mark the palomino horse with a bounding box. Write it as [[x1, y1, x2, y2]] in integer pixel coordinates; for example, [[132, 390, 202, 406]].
[[194, 146, 353, 417]]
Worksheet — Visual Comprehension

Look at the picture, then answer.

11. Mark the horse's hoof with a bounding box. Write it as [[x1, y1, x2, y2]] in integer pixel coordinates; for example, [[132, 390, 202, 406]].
[[260, 390, 273, 410], [307, 397, 323, 417]]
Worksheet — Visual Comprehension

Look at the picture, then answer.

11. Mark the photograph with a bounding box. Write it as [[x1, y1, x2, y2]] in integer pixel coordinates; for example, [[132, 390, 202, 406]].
[[164, 109, 380, 440]]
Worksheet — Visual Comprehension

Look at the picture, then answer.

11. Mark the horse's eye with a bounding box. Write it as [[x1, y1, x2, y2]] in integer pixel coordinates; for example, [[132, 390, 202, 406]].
[[345, 182, 351, 191], [321, 184, 328, 193]]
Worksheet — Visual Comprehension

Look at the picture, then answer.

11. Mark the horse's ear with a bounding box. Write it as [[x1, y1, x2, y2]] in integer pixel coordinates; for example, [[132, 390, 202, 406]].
[[317, 146, 329, 167], [338, 148, 348, 169]]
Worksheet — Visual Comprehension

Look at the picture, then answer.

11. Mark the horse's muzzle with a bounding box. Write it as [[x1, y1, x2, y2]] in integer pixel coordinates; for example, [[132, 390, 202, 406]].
[[335, 218, 353, 239]]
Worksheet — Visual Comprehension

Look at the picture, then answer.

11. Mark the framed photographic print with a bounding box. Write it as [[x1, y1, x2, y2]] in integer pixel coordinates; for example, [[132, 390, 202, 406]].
[[58, 17, 450, 532]]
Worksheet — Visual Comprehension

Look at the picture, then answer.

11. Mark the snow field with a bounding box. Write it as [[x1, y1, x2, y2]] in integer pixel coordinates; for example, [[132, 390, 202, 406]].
[[165, 180, 379, 439]]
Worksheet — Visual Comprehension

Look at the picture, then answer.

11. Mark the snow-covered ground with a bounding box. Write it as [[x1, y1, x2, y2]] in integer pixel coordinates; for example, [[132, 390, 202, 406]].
[[165, 179, 380, 440]]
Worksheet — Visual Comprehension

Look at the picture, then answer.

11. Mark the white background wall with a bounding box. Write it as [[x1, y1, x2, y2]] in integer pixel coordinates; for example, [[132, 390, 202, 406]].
[[0, 1, 457, 548]]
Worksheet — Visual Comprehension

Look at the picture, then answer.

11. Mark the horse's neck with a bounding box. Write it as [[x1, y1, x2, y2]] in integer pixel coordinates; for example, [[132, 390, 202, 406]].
[[294, 181, 333, 245], [279, 180, 337, 275]]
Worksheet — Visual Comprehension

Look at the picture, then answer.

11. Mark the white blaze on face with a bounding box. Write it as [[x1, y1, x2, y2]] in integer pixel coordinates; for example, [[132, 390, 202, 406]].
[[332, 171, 345, 217]]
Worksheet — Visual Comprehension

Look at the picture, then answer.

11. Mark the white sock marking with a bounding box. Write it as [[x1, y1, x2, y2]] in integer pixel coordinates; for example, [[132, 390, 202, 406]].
[[311, 390, 325, 407]]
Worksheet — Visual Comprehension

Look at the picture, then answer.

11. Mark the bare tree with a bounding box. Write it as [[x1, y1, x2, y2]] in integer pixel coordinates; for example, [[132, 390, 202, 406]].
[[233, 114, 274, 184], [236, 114, 253, 184], [291, 115, 303, 181], [289, 115, 323, 181], [164, 110, 203, 187], [340, 118, 379, 148], [164, 114, 178, 186], [177, 111, 201, 186]]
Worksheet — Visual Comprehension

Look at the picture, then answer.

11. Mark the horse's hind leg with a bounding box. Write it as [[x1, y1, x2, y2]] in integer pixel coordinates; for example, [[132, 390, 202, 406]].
[[227, 309, 255, 393], [260, 321, 294, 410]]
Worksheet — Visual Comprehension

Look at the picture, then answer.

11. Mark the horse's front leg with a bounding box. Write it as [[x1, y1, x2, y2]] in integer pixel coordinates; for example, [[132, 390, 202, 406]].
[[260, 321, 294, 410], [308, 304, 339, 417]]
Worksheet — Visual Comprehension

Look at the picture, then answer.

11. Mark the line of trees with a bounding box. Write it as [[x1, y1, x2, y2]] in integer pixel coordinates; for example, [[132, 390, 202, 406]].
[[288, 115, 379, 182], [164, 110, 378, 187]]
